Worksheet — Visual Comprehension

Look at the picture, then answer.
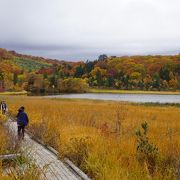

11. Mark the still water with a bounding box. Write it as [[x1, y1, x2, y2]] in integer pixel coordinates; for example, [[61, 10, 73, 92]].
[[47, 93, 180, 103]]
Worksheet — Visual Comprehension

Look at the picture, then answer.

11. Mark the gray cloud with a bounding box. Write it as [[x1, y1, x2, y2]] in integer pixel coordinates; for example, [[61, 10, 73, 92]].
[[0, 0, 180, 60]]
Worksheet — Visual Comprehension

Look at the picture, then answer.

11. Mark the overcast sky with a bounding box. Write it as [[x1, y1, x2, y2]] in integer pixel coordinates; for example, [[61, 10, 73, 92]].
[[0, 0, 180, 61]]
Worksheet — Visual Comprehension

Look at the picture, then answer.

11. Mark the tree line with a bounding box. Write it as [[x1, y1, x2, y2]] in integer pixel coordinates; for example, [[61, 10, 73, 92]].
[[0, 48, 179, 93]]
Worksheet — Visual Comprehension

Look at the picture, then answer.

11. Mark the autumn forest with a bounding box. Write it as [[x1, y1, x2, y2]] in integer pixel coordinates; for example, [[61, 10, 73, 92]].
[[0, 48, 180, 93]]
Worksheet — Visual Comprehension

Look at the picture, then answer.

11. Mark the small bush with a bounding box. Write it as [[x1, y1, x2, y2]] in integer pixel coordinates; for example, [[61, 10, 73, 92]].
[[135, 122, 159, 175], [64, 137, 92, 168], [59, 78, 89, 93]]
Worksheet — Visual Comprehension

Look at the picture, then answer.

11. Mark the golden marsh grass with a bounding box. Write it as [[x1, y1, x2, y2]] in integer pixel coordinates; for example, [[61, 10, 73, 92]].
[[3, 96, 180, 179]]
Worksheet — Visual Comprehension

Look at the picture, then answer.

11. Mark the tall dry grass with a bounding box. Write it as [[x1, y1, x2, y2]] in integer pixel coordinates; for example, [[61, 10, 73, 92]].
[[0, 112, 40, 179], [5, 96, 180, 179]]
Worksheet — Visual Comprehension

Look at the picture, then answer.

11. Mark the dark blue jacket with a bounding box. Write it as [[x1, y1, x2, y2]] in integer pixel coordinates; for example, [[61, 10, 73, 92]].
[[17, 111, 29, 126]]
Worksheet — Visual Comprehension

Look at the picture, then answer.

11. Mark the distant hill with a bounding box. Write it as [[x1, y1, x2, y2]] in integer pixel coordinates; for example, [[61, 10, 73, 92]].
[[8, 50, 61, 71], [0, 48, 74, 72], [13, 57, 52, 72]]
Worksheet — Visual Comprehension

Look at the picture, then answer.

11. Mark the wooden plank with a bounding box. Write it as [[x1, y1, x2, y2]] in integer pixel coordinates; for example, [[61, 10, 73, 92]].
[[0, 153, 21, 160], [64, 158, 91, 180]]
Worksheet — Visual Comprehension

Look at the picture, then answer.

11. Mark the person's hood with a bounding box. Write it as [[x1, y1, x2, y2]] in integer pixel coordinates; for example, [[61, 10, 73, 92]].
[[18, 109, 23, 113]]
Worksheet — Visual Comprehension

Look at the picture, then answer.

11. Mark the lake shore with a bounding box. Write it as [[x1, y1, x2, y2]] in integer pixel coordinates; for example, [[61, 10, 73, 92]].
[[45, 93, 180, 104], [88, 88, 180, 95], [1, 89, 180, 97], [0, 91, 27, 96]]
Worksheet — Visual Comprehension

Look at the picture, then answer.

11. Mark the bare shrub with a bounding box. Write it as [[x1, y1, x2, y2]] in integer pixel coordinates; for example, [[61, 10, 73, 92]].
[[100, 122, 111, 137], [115, 103, 127, 135]]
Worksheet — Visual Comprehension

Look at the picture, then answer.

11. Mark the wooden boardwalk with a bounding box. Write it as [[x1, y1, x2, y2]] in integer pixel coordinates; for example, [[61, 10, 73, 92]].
[[6, 120, 84, 180]]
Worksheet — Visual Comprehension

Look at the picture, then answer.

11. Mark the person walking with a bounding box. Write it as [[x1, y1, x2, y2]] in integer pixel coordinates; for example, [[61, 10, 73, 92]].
[[0, 101, 7, 115], [16, 106, 29, 139]]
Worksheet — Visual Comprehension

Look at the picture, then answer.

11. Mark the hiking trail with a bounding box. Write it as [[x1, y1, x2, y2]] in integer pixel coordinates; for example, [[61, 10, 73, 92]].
[[6, 119, 90, 180]]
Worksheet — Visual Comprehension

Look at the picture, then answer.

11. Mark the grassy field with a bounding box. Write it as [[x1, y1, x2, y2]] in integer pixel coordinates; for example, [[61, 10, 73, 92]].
[[2, 96, 180, 179], [88, 88, 180, 95], [0, 91, 27, 96]]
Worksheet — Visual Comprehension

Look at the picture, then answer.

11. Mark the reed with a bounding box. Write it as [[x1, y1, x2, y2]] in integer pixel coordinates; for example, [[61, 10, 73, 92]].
[[4, 96, 180, 179]]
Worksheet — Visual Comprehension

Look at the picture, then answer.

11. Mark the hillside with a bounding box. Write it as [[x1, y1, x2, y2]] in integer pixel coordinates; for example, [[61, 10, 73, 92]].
[[13, 57, 52, 71], [0, 48, 179, 93]]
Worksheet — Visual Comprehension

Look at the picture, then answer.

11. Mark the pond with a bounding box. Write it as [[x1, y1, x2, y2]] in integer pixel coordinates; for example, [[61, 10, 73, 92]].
[[46, 93, 180, 103]]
